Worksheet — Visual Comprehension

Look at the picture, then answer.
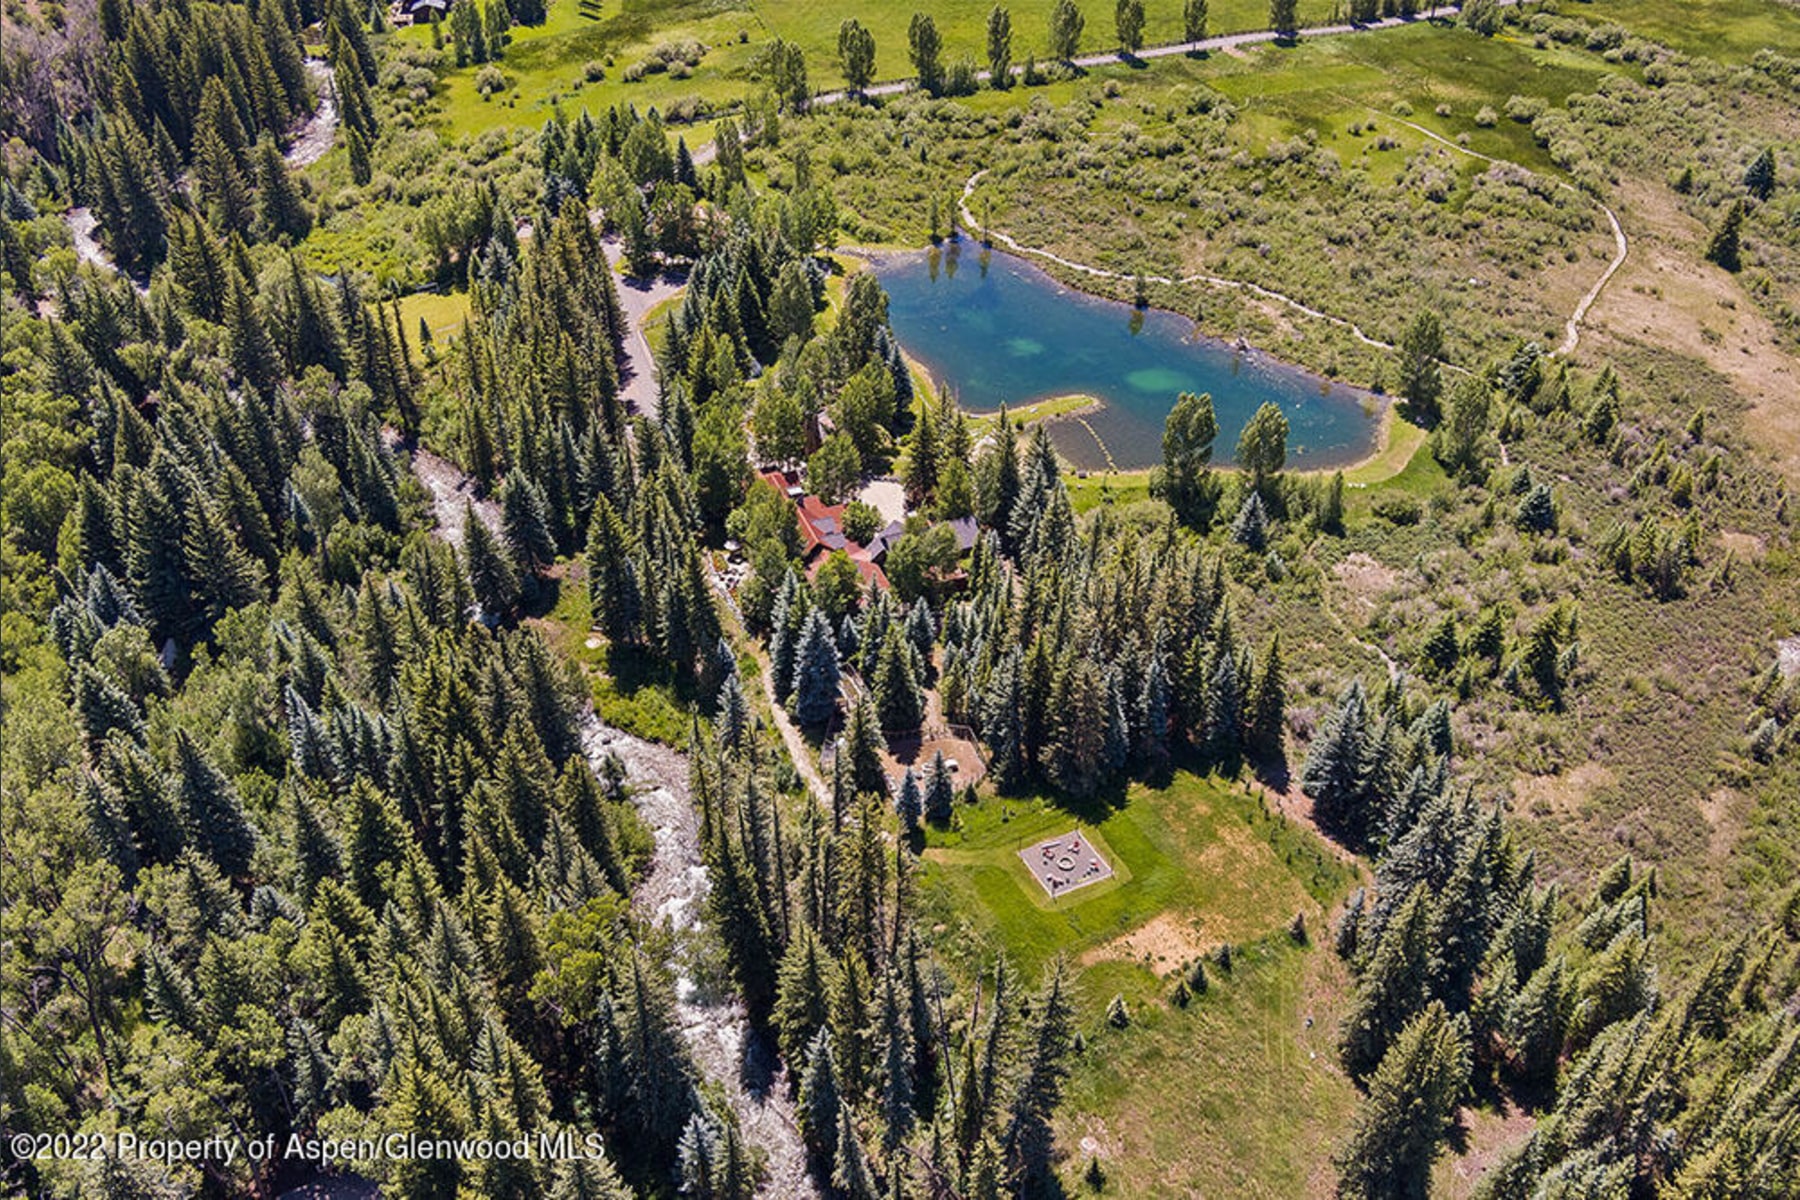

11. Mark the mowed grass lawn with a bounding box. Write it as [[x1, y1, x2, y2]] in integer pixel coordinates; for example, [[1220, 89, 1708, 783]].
[[917, 771, 1360, 1194], [917, 771, 1356, 979]]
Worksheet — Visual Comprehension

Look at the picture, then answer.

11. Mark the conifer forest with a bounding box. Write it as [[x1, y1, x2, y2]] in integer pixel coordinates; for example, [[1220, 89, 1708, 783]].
[[3, 0, 1800, 1196]]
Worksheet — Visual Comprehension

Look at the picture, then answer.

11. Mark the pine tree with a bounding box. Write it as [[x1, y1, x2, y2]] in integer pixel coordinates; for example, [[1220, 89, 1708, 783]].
[[501, 472, 557, 574], [1246, 634, 1286, 760], [1742, 146, 1777, 201], [793, 608, 843, 728], [1503, 956, 1567, 1092], [1005, 958, 1076, 1189], [872, 628, 924, 733], [1336, 1003, 1471, 1200], [842, 690, 889, 796], [1339, 886, 1433, 1079], [172, 729, 258, 877], [924, 751, 955, 825], [618, 951, 699, 1160], [896, 768, 923, 833], [798, 1027, 842, 1163], [1301, 679, 1377, 847], [255, 136, 311, 242], [463, 502, 520, 621], [1705, 200, 1745, 272], [833, 1103, 879, 1199]]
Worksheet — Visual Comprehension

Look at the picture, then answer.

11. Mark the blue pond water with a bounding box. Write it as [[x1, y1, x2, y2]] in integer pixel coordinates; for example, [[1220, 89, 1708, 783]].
[[872, 243, 1380, 472]]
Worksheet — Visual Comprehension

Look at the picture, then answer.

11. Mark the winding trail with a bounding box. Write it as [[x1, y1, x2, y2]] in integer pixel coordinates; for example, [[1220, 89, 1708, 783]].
[[957, 168, 1396, 350], [1373, 110, 1628, 357], [954, 88, 1631, 367]]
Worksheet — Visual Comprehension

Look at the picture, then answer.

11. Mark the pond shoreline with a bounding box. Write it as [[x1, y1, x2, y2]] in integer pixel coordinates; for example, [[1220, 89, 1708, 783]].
[[842, 243, 1404, 479]]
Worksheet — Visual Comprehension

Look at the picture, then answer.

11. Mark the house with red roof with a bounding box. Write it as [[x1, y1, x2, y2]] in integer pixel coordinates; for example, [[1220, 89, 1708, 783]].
[[757, 470, 890, 592]]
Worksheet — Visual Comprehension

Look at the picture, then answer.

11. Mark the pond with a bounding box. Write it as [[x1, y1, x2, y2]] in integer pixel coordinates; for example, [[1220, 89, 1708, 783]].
[[871, 242, 1382, 473]]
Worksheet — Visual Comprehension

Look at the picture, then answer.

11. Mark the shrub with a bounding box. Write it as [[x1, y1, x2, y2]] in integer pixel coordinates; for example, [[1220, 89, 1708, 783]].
[[1505, 94, 1548, 123], [1371, 492, 1424, 525], [583, 60, 605, 82], [475, 65, 507, 98], [1475, 105, 1498, 127]]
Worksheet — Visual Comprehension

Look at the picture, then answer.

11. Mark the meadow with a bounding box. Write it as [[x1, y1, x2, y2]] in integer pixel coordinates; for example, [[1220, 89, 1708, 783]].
[[916, 771, 1361, 1194]]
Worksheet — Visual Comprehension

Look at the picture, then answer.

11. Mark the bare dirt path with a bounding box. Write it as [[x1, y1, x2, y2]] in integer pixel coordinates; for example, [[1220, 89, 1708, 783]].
[[1376, 111, 1628, 358], [286, 59, 339, 170]]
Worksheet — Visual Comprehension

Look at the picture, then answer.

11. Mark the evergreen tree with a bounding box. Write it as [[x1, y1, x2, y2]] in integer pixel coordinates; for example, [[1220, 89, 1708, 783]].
[[832, 1103, 879, 1200], [171, 729, 258, 877], [501, 472, 558, 575], [584, 494, 643, 645], [896, 768, 923, 833], [1339, 886, 1434, 1079], [1706, 200, 1745, 271], [617, 951, 699, 1161], [1005, 959, 1076, 1189], [255, 136, 312, 242], [1246, 634, 1286, 760], [463, 502, 521, 621], [797, 1028, 842, 1163], [924, 751, 955, 825], [1742, 147, 1777, 201], [793, 608, 843, 728], [871, 628, 925, 732], [1269, 0, 1299, 33], [1301, 679, 1378, 847], [1336, 1003, 1471, 1200]]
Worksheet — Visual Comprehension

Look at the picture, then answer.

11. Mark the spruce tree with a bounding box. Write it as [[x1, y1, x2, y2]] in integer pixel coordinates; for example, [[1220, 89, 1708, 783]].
[[896, 768, 923, 833], [1246, 634, 1286, 760], [1336, 1003, 1472, 1200], [463, 501, 521, 621], [924, 750, 955, 825], [872, 628, 924, 733], [798, 1028, 842, 1163], [793, 608, 843, 728], [171, 729, 258, 877]]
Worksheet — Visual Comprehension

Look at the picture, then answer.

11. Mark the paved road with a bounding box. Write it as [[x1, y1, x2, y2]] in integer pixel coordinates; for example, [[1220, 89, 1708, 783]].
[[602, 237, 684, 418]]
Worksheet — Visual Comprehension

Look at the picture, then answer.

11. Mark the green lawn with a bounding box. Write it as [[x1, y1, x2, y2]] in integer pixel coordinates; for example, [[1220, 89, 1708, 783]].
[[755, 0, 1344, 86], [918, 771, 1356, 980], [397, 289, 474, 344], [1058, 936, 1362, 1197], [915, 770, 1360, 1195]]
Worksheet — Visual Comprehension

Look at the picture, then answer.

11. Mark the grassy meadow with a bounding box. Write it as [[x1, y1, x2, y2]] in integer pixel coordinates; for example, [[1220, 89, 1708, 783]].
[[916, 771, 1361, 1194]]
